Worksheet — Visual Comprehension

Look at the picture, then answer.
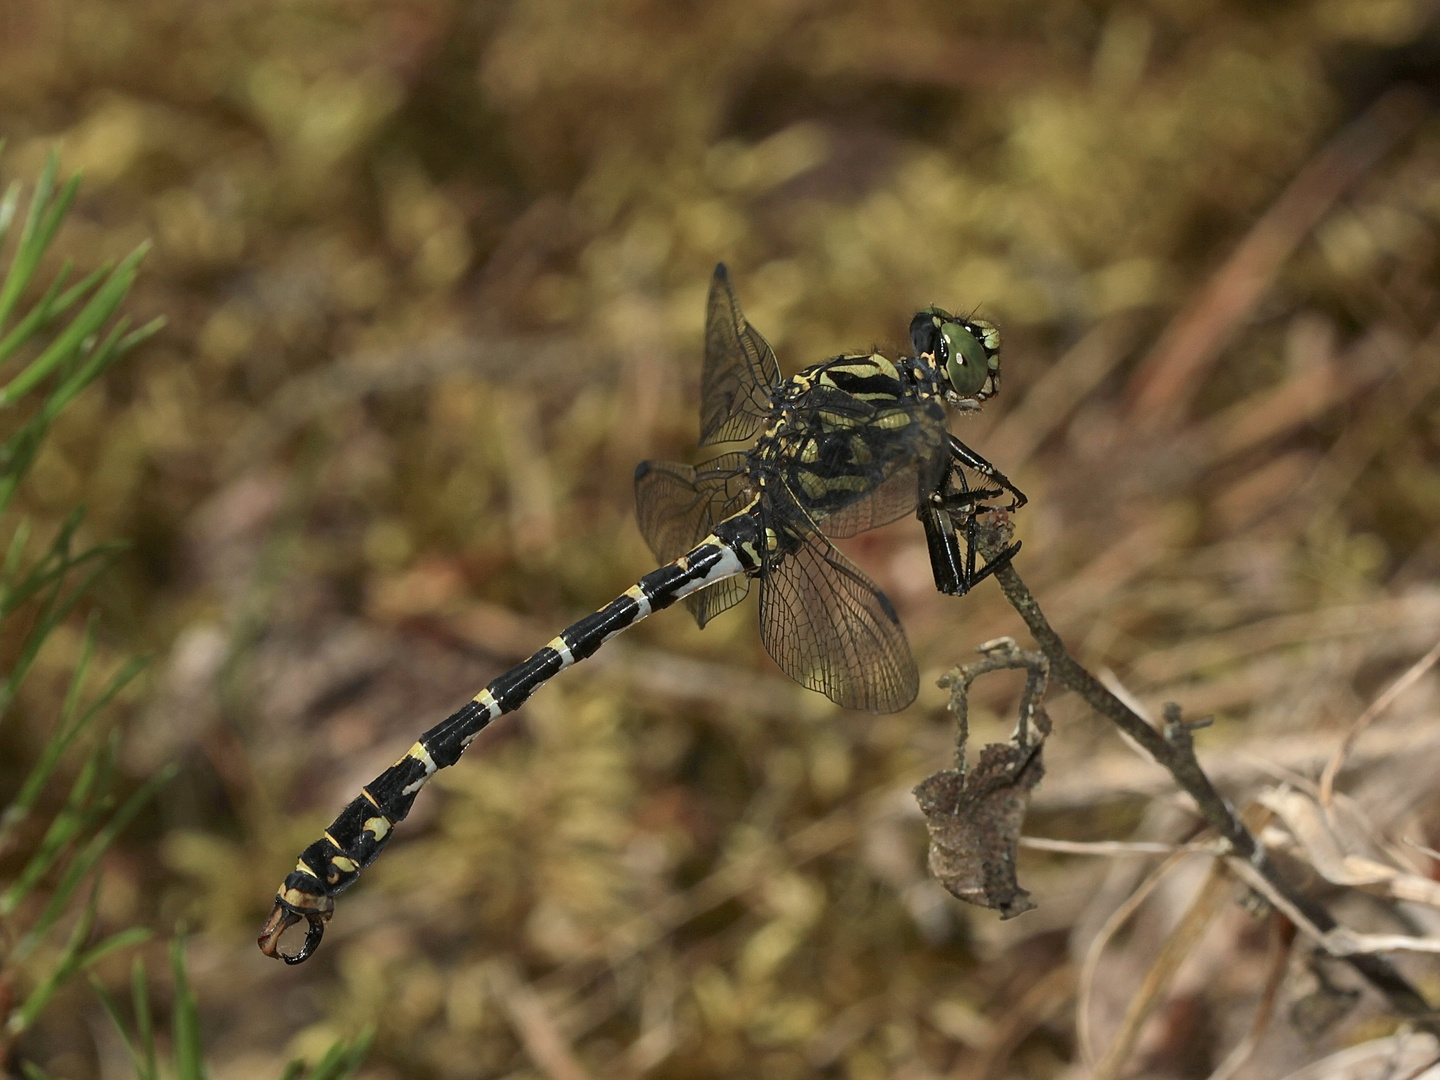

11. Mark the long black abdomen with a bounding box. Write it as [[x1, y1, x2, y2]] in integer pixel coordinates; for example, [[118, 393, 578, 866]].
[[269, 513, 762, 922]]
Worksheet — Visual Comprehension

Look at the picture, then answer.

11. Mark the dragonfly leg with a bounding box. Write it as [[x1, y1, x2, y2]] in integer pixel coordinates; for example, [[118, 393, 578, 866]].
[[937, 485, 1004, 510], [920, 500, 968, 596], [966, 538, 1022, 588], [947, 434, 1027, 510], [921, 462, 1012, 597], [921, 444, 1019, 597]]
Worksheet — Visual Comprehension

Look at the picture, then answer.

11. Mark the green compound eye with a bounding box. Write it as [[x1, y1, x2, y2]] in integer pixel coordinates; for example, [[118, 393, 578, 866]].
[[941, 322, 989, 397]]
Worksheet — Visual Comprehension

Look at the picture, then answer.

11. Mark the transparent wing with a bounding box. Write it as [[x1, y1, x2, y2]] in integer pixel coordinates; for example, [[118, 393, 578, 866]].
[[684, 563, 751, 627], [758, 528, 918, 712], [700, 264, 783, 446], [815, 453, 944, 538], [773, 385, 948, 539], [634, 452, 752, 627]]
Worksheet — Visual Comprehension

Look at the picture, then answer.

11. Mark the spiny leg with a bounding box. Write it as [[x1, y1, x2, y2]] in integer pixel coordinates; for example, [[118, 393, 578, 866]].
[[920, 433, 1024, 595], [921, 470, 1019, 597], [259, 513, 762, 964], [947, 434, 1027, 510]]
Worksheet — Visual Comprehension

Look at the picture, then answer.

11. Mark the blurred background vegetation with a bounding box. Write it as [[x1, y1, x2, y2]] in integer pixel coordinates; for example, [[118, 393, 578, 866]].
[[4, 0, 1440, 1077]]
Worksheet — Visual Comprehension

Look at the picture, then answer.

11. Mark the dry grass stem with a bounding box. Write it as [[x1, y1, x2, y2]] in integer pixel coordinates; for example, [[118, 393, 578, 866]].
[[1077, 848, 1196, 1069], [1226, 858, 1440, 957], [1319, 636, 1440, 807], [1127, 86, 1427, 430], [486, 959, 598, 1080], [1272, 1031, 1440, 1080], [1090, 856, 1237, 1080], [1017, 837, 1216, 857], [1204, 916, 1292, 1080]]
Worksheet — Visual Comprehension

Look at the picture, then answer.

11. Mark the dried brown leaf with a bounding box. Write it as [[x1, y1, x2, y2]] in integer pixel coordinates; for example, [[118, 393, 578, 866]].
[[913, 713, 1050, 919]]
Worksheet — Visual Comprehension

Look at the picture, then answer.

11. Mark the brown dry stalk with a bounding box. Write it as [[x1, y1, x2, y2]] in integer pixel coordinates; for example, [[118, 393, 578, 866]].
[[1077, 847, 1195, 1068], [1206, 915, 1293, 1080], [1090, 856, 1236, 1080], [1126, 87, 1426, 432], [954, 963, 1078, 1080], [1301, 318, 1440, 522], [486, 958, 599, 1080], [982, 314, 1143, 468], [1088, 805, 1272, 1080], [1319, 635, 1440, 807]]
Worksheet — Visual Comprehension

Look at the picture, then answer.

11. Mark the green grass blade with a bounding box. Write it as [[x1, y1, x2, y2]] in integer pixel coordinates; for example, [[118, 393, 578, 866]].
[[117, 316, 164, 354], [0, 308, 158, 517], [16, 922, 149, 1041], [0, 545, 125, 727], [0, 617, 106, 852], [312, 1028, 375, 1080], [2, 171, 81, 334], [0, 260, 72, 365], [22, 312, 162, 455], [49, 314, 129, 407], [170, 937, 208, 1080], [0, 152, 58, 318], [284, 1027, 375, 1080], [0, 520, 127, 717], [76, 926, 152, 970], [47, 259, 108, 319], [41, 312, 140, 421], [0, 152, 74, 334], [43, 651, 146, 773], [0, 737, 107, 918], [0, 257, 112, 369], [8, 878, 101, 1037], [297, 1043, 347, 1080], [132, 956, 158, 1080], [0, 415, 52, 514], [34, 761, 177, 923], [19, 1062, 54, 1080], [0, 516, 34, 596], [3, 537, 127, 630], [13, 761, 177, 952], [0, 179, 20, 250], [90, 975, 144, 1075], [0, 506, 83, 615], [0, 241, 149, 407], [15, 648, 148, 830]]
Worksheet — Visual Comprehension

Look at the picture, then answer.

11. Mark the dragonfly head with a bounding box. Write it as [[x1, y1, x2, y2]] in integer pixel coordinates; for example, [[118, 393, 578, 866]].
[[910, 308, 1000, 406]]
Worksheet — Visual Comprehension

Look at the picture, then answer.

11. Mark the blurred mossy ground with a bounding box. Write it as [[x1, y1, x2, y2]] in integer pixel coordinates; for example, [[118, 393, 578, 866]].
[[5, 1, 1440, 1077]]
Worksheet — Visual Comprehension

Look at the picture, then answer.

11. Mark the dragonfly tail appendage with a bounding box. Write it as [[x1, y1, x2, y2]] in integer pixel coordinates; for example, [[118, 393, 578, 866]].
[[259, 516, 761, 963]]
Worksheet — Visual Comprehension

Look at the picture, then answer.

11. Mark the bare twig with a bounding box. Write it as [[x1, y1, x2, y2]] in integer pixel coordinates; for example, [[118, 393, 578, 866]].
[[973, 514, 1439, 1032]]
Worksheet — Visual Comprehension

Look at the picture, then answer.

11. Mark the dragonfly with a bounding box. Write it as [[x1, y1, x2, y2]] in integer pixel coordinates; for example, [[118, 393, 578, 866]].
[[259, 264, 1025, 963]]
